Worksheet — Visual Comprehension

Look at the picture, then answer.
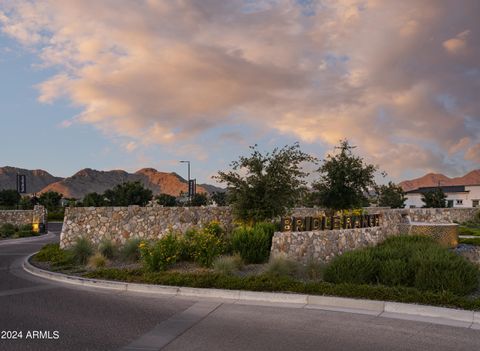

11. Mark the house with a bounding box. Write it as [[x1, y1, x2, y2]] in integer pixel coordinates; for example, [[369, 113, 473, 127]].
[[404, 185, 480, 208]]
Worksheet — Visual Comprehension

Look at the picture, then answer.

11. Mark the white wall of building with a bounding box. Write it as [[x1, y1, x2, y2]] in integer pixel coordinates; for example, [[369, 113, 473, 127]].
[[405, 185, 480, 208], [465, 185, 480, 208]]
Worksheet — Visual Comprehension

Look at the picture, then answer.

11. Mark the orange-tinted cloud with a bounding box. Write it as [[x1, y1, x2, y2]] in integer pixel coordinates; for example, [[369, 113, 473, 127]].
[[1, 0, 479, 178]]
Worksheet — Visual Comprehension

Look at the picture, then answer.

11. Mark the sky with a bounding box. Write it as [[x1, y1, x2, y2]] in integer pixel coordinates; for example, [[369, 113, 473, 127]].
[[0, 0, 479, 186]]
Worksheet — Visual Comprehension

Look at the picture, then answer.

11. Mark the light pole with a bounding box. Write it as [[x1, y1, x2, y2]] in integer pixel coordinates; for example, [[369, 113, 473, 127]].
[[180, 160, 190, 202]]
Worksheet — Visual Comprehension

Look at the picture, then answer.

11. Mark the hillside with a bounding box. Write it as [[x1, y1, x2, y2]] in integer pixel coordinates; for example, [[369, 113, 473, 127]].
[[0, 166, 63, 193], [40, 168, 152, 199], [0, 166, 223, 199], [135, 168, 208, 196], [399, 170, 480, 192]]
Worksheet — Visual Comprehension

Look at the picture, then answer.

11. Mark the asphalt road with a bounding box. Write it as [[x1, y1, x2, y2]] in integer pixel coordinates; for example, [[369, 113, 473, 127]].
[[1, 225, 480, 351]]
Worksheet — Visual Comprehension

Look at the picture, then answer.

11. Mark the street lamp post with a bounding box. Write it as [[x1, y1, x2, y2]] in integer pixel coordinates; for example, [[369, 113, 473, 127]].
[[180, 160, 191, 202]]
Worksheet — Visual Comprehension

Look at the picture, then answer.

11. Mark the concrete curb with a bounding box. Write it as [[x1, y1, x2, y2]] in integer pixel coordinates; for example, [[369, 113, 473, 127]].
[[24, 255, 479, 330]]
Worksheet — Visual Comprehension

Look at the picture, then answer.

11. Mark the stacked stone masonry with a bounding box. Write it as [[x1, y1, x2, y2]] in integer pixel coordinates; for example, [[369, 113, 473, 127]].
[[60, 205, 479, 263], [0, 206, 47, 227], [271, 208, 479, 263], [60, 206, 234, 248], [60, 206, 330, 248]]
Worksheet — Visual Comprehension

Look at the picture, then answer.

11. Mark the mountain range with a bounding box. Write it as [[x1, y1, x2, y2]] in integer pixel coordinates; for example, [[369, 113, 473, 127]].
[[399, 170, 480, 192], [2, 166, 479, 199], [0, 166, 224, 199]]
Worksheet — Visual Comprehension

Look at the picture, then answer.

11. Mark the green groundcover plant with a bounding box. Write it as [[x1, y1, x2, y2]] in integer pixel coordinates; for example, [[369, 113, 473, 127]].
[[324, 236, 479, 296]]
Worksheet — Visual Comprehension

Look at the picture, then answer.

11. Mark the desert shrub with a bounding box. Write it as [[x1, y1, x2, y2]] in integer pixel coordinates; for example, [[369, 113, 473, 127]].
[[119, 238, 142, 262], [0, 223, 17, 238], [324, 235, 479, 295], [203, 221, 224, 238], [186, 230, 223, 267], [139, 233, 181, 271], [303, 259, 326, 281], [180, 223, 227, 267], [231, 222, 275, 264], [87, 253, 107, 269], [98, 239, 116, 259], [264, 255, 301, 278], [72, 237, 94, 265], [213, 254, 243, 275], [17, 224, 34, 237], [35, 243, 75, 267]]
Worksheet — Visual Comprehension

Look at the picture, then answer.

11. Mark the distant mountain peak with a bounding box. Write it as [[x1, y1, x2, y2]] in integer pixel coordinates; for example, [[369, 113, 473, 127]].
[[0, 166, 224, 199], [400, 169, 480, 192]]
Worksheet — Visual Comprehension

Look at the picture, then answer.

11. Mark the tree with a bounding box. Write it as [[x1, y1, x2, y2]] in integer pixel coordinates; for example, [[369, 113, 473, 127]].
[[312, 140, 377, 211], [377, 182, 406, 208], [82, 192, 106, 207], [422, 188, 446, 208], [38, 191, 63, 211], [211, 191, 227, 206], [19, 196, 34, 210], [0, 189, 21, 208], [189, 193, 208, 207], [155, 193, 177, 207], [103, 181, 152, 206], [215, 143, 316, 222]]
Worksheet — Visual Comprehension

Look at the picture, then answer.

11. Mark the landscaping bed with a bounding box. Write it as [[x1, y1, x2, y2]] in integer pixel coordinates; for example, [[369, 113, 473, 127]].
[[0, 223, 38, 240], [30, 228, 480, 311]]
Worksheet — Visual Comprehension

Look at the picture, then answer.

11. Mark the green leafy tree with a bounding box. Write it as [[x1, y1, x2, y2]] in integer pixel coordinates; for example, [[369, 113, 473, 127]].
[[82, 192, 106, 207], [377, 182, 406, 208], [0, 189, 21, 208], [189, 193, 209, 207], [19, 196, 34, 210], [421, 188, 446, 208], [312, 140, 378, 211], [155, 193, 177, 207], [103, 181, 152, 206], [215, 143, 316, 222], [38, 191, 63, 211], [211, 191, 227, 206]]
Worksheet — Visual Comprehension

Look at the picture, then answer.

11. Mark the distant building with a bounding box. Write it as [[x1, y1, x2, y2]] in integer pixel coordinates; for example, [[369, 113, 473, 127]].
[[405, 185, 480, 208]]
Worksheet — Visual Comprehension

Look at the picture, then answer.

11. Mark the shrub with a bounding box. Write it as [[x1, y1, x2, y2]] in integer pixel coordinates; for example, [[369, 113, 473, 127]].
[[35, 243, 75, 267], [0, 223, 17, 238], [17, 224, 34, 237], [324, 235, 479, 295], [98, 239, 116, 259], [303, 259, 326, 281], [186, 230, 223, 268], [231, 222, 275, 264], [213, 254, 243, 275], [87, 253, 107, 269], [264, 255, 300, 278], [72, 237, 94, 265], [119, 238, 142, 262], [139, 233, 181, 271], [180, 223, 226, 267]]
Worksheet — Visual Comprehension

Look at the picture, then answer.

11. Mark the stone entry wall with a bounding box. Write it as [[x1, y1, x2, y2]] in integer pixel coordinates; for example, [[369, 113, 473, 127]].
[[59, 206, 340, 248], [0, 206, 47, 227], [271, 208, 479, 263], [60, 204, 479, 259], [60, 206, 234, 248]]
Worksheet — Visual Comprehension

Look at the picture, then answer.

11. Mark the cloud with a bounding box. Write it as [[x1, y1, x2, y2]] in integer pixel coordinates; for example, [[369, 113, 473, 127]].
[[1, 0, 480, 179], [465, 143, 480, 163], [443, 30, 470, 55]]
